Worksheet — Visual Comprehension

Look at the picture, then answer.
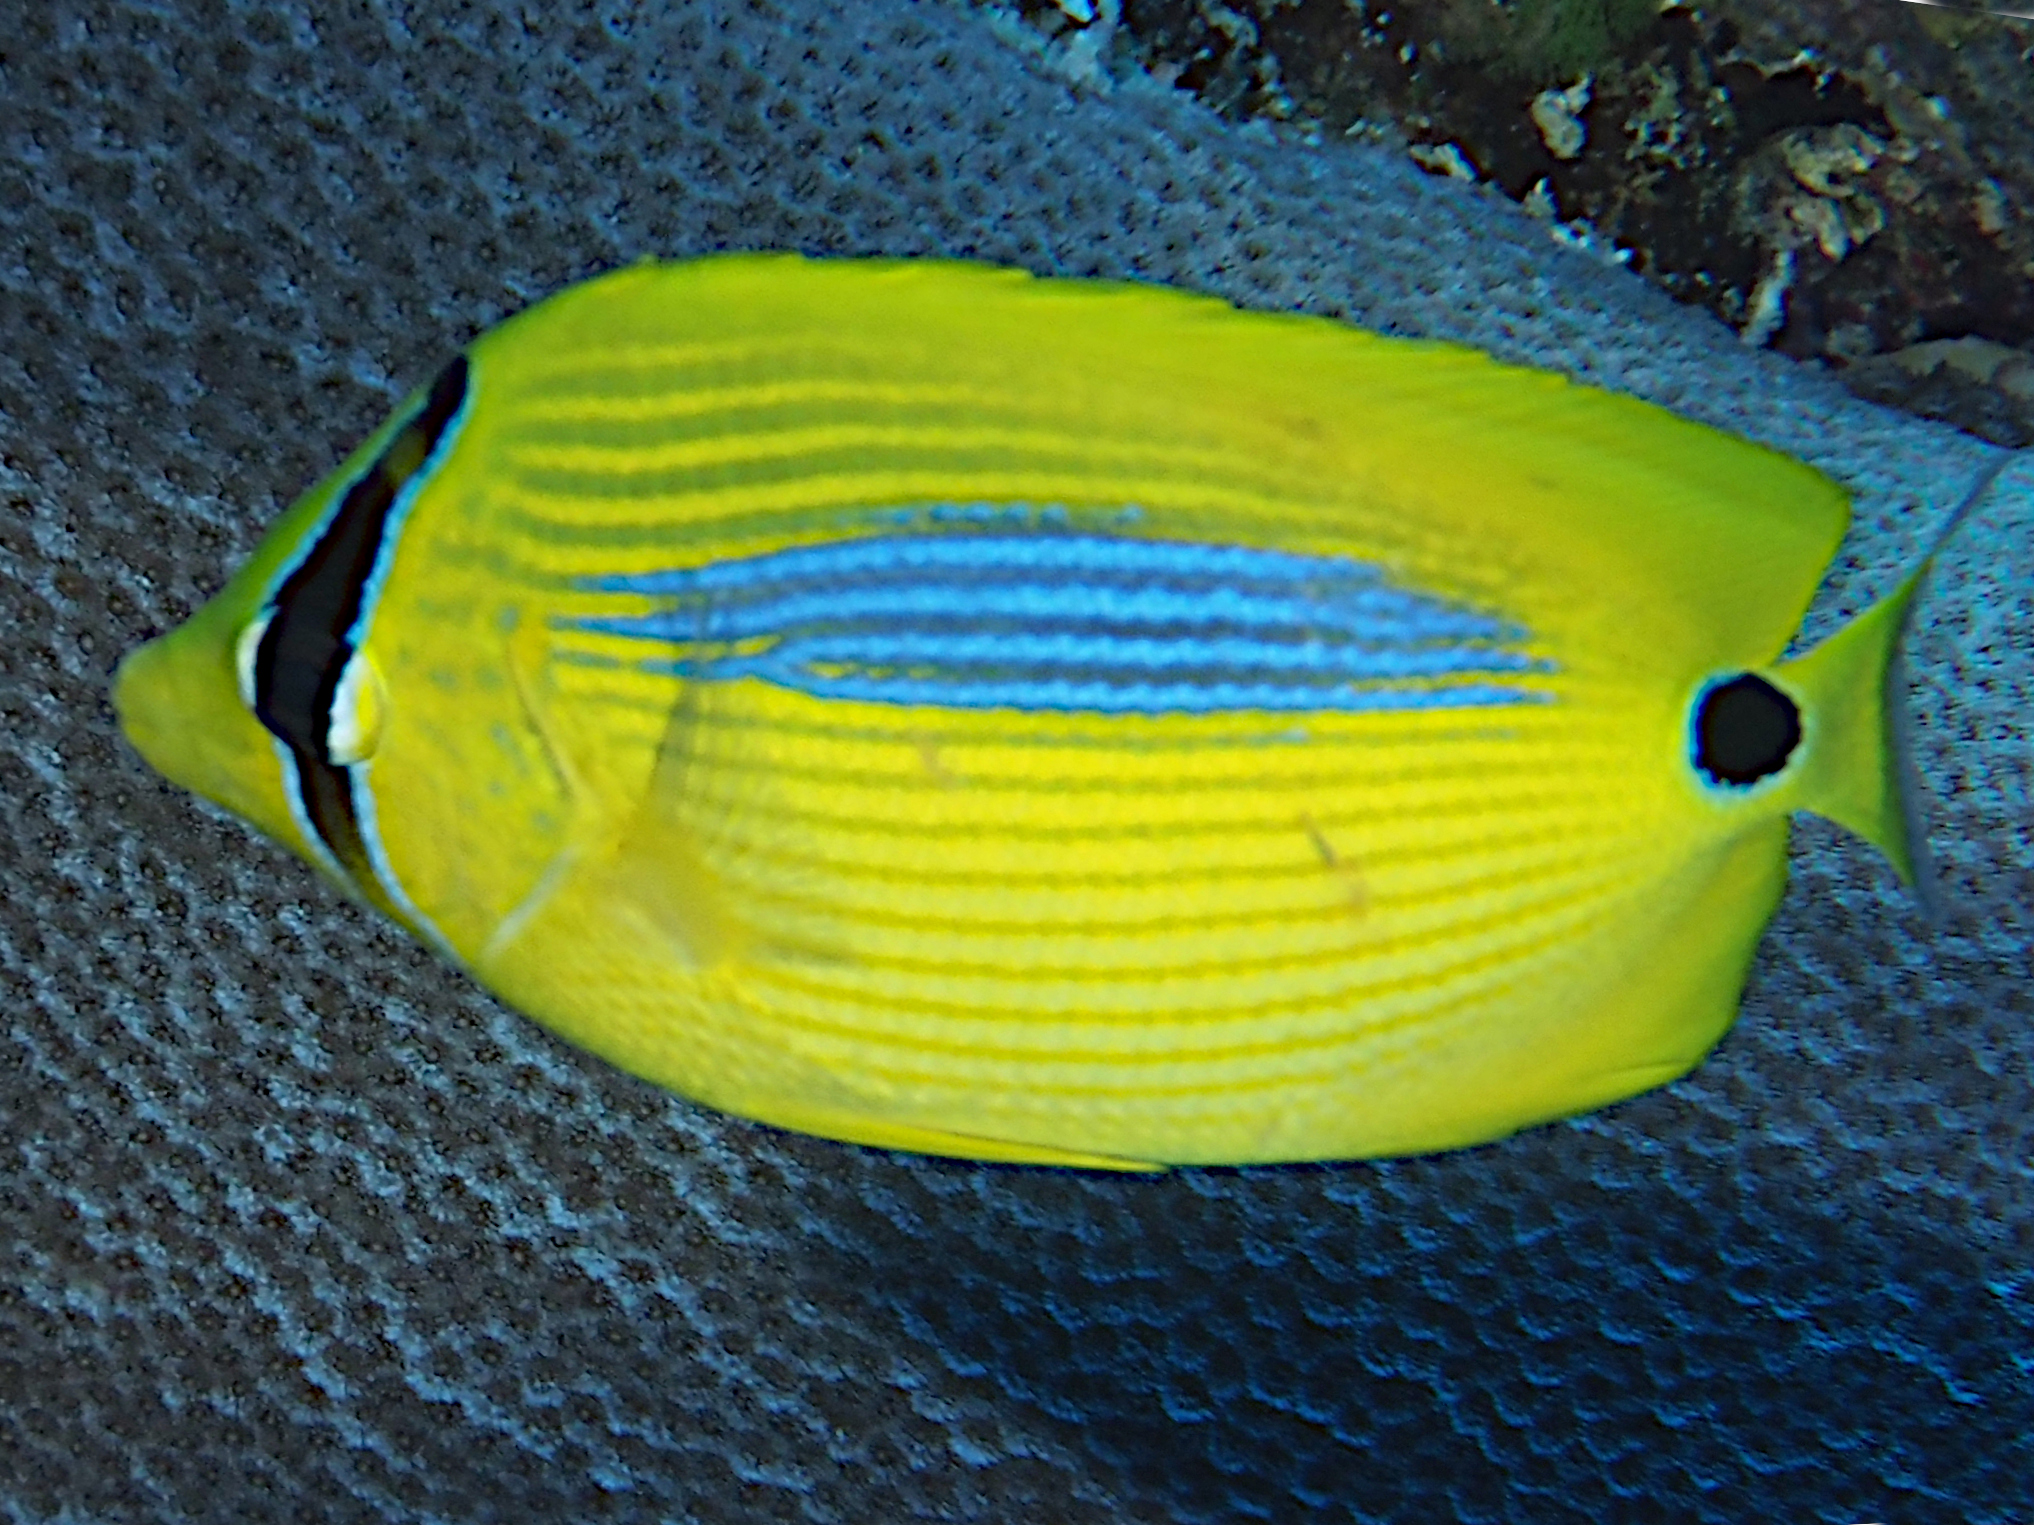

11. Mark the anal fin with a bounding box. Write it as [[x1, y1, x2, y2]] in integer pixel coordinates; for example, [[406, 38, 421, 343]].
[[755, 1100, 1167, 1173]]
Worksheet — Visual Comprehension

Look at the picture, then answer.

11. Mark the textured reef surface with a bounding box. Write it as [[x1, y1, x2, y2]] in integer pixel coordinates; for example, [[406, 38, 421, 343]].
[[1, 2, 2029, 1521]]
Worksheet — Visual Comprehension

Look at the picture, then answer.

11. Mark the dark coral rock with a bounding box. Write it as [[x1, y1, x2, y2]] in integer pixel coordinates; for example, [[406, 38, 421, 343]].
[[1031, 0, 2034, 402]]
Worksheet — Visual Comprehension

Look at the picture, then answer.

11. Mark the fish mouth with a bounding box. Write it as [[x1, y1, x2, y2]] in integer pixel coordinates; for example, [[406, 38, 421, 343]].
[[112, 619, 292, 846], [112, 634, 186, 785]]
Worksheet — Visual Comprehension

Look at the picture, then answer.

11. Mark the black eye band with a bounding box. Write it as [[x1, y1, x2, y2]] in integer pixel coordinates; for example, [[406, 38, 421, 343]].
[[251, 355, 468, 878], [253, 355, 469, 763], [1692, 672, 1801, 788]]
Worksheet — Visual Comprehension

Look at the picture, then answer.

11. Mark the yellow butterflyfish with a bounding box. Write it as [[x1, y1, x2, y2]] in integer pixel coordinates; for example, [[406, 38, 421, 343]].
[[114, 254, 1978, 1171]]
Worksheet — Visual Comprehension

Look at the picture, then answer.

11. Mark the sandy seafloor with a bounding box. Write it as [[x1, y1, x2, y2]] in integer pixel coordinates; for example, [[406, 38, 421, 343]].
[[1, 2, 2029, 1521]]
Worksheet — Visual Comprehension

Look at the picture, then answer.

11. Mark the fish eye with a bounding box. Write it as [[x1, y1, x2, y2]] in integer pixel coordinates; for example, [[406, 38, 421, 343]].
[[1692, 672, 1801, 789], [234, 610, 273, 711], [324, 651, 387, 765]]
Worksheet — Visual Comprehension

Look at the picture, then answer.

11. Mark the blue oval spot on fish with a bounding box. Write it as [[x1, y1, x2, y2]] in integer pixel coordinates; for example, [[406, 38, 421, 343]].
[[569, 528, 1555, 713], [112, 253, 1976, 1169]]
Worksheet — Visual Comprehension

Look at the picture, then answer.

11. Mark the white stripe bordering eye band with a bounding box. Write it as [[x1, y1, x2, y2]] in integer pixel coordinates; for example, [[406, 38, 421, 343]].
[[348, 763, 460, 966], [272, 737, 350, 888], [235, 612, 273, 711]]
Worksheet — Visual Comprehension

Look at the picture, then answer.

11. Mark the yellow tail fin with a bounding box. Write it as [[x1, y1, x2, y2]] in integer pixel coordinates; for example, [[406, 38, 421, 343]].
[[1775, 447, 2027, 910], [1774, 571, 1929, 893]]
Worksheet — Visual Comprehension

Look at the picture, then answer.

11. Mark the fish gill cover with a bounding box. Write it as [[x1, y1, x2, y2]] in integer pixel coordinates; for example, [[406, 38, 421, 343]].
[[0, 2, 2029, 1521]]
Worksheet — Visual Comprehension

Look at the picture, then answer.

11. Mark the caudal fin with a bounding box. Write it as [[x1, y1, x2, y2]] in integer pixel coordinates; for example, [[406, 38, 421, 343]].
[[1772, 447, 2028, 913], [1774, 573, 1930, 894]]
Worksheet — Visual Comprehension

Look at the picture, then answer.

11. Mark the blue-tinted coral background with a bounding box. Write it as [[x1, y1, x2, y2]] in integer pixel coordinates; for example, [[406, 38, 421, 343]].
[[1, 2, 2028, 1520]]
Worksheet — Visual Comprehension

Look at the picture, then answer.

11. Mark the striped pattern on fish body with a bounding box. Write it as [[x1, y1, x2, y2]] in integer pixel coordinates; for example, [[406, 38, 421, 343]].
[[115, 254, 1933, 1168]]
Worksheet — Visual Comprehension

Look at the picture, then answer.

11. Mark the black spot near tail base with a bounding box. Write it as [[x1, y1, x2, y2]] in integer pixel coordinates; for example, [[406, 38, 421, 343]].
[[1694, 673, 1801, 788]]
